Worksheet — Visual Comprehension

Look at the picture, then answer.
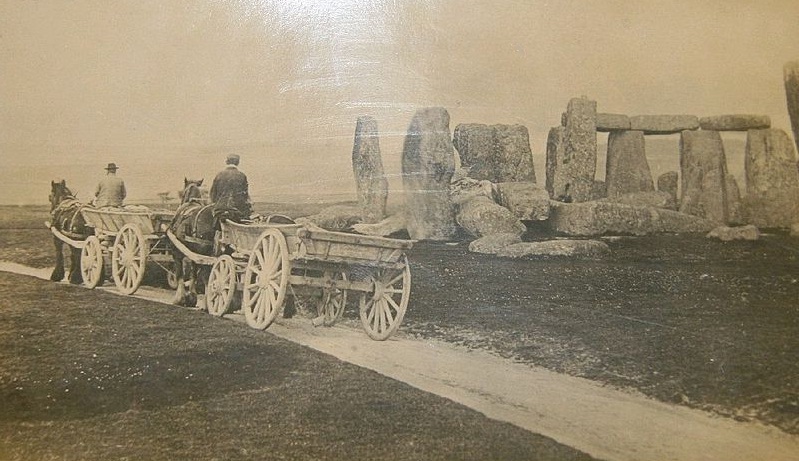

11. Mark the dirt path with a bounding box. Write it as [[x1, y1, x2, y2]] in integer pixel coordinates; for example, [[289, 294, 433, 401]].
[[2, 261, 798, 461]]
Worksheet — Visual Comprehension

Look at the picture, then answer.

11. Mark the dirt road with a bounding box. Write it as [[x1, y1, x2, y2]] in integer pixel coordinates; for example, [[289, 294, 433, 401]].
[[3, 262, 797, 461]]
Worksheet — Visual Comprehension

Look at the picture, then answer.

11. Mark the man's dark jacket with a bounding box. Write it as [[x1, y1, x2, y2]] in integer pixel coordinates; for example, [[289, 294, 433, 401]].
[[210, 165, 251, 218]]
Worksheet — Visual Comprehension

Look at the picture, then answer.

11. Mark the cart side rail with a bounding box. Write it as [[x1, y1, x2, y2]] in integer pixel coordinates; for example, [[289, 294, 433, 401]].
[[81, 208, 174, 235], [220, 219, 304, 255], [296, 228, 414, 265]]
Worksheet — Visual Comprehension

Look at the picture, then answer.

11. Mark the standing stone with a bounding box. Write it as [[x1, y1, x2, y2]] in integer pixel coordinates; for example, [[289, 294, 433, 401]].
[[453, 124, 535, 183], [605, 130, 654, 197], [725, 175, 743, 225], [545, 126, 565, 198], [784, 61, 799, 154], [742, 128, 799, 227], [679, 130, 731, 224], [657, 171, 679, 205], [352, 116, 388, 224], [560, 97, 598, 202], [402, 107, 457, 240]]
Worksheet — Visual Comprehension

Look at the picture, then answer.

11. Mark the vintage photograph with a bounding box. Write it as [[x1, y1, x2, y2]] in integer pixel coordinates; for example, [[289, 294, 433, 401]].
[[1, 1, 798, 459]]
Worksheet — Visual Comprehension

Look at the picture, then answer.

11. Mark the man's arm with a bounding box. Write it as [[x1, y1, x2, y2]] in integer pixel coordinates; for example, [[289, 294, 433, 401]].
[[120, 180, 126, 200]]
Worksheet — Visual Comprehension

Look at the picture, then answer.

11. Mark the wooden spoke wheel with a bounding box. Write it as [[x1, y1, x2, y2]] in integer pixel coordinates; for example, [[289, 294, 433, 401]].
[[359, 257, 411, 341], [80, 236, 104, 289], [242, 228, 289, 330], [111, 224, 148, 295], [316, 271, 348, 326], [206, 255, 237, 317]]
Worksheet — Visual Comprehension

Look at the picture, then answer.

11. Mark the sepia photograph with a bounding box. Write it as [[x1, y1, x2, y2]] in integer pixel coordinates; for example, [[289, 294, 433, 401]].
[[1, 1, 798, 459]]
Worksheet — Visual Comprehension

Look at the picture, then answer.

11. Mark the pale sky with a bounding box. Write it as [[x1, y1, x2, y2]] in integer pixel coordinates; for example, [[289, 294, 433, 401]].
[[2, 0, 798, 204]]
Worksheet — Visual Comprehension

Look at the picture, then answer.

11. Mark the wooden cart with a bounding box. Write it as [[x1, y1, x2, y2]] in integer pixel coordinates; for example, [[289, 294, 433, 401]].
[[195, 218, 414, 340], [79, 208, 176, 295]]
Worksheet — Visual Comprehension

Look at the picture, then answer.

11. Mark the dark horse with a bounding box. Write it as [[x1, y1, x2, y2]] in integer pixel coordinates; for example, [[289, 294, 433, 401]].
[[169, 178, 216, 307], [49, 179, 92, 284]]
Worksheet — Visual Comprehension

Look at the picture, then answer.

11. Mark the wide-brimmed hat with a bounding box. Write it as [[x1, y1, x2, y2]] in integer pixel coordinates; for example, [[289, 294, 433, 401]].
[[105, 163, 119, 171]]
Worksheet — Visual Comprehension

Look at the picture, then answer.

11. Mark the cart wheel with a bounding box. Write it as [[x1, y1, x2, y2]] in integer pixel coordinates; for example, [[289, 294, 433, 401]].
[[359, 257, 411, 341], [111, 224, 148, 295], [317, 271, 348, 326], [242, 228, 289, 330], [166, 268, 178, 290], [80, 236, 104, 289], [207, 255, 237, 317]]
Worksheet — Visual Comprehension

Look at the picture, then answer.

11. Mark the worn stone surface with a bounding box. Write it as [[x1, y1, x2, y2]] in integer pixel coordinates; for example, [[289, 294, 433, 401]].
[[494, 182, 550, 221], [545, 126, 565, 199], [791, 222, 799, 238], [699, 114, 771, 131], [706, 225, 760, 241], [450, 174, 495, 206], [679, 130, 731, 224], [351, 212, 407, 237], [605, 130, 654, 197], [596, 113, 631, 132], [453, 124, 535, 183], [549, 201, 716, 236], [402, 107, 458, 240], [352, 116, 388, 223], [630, 115, 699, 134], [497, 239, 611, 258], [297, 205, 361, 231], [742, 128, 799, 228], [468, 232, 523, 254], [456, 196, 526, 238], [600, 191, 677, 210], [784, 61, 799, 154], [657, 171, 679, 205], [561, 97, 598, 202], [725, 175, 744, 225]]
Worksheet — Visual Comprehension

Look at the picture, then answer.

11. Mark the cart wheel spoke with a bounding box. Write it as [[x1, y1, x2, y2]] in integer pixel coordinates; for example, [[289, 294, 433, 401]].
[[243, 229, 289, 330], [207, 255, 237, 317], [111, 224, 148, 295], [80, 236, 104, 289]]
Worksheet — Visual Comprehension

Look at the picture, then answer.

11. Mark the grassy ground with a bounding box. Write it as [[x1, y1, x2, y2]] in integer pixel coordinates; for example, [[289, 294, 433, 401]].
[[2, 204, 798, 436]]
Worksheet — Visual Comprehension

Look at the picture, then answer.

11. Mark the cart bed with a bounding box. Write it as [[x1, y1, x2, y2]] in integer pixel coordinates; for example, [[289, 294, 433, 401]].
[[82, 207, 174, 235]]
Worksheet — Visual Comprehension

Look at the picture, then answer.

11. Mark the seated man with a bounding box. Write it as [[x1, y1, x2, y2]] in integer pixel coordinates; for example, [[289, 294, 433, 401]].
[[210, 154, 252, 224], [94, 162, 126, 208]]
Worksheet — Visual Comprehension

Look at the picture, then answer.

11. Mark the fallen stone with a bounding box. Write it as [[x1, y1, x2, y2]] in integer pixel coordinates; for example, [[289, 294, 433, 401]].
[[352, 116, 388, 223], [596, 113, 631, 132], [402, 107, 458, 240], [657, 171, 679, 205], [297, 205, 361, 231], [706, 225, 760, 241], [784, 61, 799, 154], [599, 191, 677, 210], [351, 212, 407, 237], [679, 130, 732, 224], [742, 128, 799, 228], [451, 175, 495, 206], [456, 196, 526, 238], [549, 201, 716, 236], [561, 97, 598, 202], [699, 114, 770, 131], [494, 182, 550, 221], [468, 232, 523, 254], [497, 239, 611, 258], [605, 130, 654, 197], [630, 115, 699, 134]]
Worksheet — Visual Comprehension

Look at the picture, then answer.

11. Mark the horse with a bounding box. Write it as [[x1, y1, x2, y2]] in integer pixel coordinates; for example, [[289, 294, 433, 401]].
[[49, 179, 92, 284], [169, 178, 216, 307]]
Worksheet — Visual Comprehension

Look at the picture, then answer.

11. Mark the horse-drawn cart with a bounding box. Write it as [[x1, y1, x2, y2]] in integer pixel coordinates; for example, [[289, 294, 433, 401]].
[[76, 207, 175, 294], [168, 218, 415, 340]]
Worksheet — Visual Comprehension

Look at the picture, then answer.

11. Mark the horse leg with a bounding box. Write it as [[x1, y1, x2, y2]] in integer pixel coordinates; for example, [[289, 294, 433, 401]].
[[50, 237, 65, 282], [68, 246, 82, 284], [171, 254, 187, 305], [183, 259, 197, 307]]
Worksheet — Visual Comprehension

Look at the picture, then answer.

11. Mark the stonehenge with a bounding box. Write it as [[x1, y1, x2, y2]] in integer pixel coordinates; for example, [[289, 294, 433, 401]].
[[351, 116, 388, 224]]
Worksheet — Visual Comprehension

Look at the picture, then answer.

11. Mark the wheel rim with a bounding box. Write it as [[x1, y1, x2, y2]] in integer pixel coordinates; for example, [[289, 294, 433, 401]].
[[207, 255, 236, 317], [166, 268, 178, 290], [111, 224, 147, 295], [359, 258, 411, 341], [242, 229, 289, 330], [80, 236, 104, 289], [317, 271, 348, 326]]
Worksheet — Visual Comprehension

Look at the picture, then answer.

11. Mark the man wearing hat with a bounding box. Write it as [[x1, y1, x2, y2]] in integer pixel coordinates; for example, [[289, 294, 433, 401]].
[[210, 154, 251, 223], [94, 163, 126, 208]]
